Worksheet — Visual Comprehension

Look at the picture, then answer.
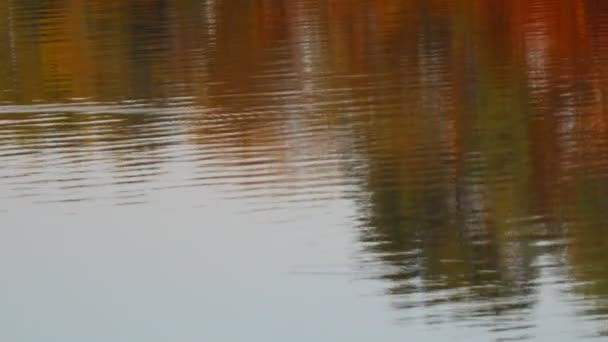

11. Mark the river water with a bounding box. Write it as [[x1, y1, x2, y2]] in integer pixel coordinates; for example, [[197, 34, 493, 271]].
[[2, 1, 608, 341]]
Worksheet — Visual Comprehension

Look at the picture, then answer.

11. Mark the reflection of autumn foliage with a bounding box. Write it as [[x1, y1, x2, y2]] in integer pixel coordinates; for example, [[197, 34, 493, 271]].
[[2, 0, 608, 328]]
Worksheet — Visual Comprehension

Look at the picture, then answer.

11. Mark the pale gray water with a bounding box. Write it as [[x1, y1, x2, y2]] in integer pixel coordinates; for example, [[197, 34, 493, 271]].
[[2, 1, 608, 341]]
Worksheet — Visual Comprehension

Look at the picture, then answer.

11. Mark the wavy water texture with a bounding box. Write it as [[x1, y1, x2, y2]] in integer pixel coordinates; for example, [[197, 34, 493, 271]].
[[2, 1, 608, 341]]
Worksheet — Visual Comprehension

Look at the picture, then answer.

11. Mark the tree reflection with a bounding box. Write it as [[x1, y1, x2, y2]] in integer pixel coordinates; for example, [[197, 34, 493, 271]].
[[1, 0, 608, 334]]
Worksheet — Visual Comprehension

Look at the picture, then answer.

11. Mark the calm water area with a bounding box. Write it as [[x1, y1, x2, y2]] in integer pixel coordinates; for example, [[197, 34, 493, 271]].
[[3, 1, 608, 341]]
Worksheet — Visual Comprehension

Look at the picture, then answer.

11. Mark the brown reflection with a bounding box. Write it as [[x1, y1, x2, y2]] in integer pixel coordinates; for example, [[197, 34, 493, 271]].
[[2, 0, 608, 338], [330, 0, 608, 334]]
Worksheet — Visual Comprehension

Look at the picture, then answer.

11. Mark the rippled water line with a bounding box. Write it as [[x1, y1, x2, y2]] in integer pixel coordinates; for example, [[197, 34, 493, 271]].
[[0, 101, 206, 114], [2, 1, 608, 341]]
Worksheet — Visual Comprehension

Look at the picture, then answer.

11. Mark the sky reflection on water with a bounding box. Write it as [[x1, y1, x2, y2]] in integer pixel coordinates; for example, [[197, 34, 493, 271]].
[[2, 1, 608, 341]]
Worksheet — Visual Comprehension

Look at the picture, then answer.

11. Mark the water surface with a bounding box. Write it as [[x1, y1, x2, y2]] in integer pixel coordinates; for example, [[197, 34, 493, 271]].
[[2, 1, 608, 341]]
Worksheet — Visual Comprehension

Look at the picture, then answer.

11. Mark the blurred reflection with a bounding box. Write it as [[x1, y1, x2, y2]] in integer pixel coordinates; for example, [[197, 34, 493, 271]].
[[2, 0, 608, 339]]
